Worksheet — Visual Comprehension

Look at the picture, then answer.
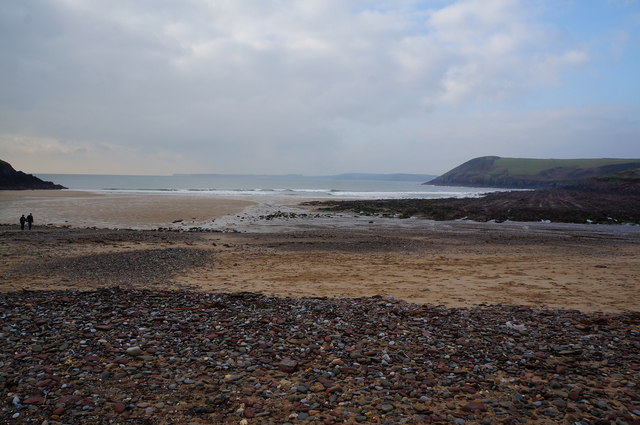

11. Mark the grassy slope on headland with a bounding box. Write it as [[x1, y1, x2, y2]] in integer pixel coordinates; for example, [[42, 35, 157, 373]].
[[427, 156, 640, 189]]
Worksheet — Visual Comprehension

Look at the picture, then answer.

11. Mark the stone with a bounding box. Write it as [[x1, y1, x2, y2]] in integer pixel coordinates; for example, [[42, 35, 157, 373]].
[[126, 346, 143, 356], [380, 403, 395, 412], [23, 396, 45, 405], [310, 382, 325, 392], [461, 400, 487, 412], [0, 287, 637, 425], [277, 358, 299, 373], [95, 325, 113, 331], [552, 399, 567, 408]]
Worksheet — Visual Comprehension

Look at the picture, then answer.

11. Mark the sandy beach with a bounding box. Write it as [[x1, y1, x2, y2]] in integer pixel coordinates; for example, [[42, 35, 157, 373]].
[[1, 190, 638, 313], [2, 190, 639, 425], [0, 190, 255, 229]]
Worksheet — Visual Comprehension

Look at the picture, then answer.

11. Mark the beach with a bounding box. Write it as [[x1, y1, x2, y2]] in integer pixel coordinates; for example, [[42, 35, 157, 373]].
[[0, 190, 254, 229], [1, 190, 639, 424], [1, 189, 638, 313]]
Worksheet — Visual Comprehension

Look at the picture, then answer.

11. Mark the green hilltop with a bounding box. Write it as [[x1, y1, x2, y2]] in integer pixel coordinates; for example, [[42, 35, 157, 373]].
[[427, 156, 640, 189]]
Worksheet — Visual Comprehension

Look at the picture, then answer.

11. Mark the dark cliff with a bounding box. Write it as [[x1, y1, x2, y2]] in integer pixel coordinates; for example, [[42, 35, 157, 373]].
[[0, 160, 66, 190]]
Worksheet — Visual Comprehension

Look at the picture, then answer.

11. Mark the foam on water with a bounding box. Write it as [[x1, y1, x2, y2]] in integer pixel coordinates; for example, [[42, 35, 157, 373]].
[[36, 173, 505, 200]]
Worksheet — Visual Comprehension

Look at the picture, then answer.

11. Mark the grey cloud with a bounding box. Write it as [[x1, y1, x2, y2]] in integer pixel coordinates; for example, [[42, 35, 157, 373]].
[[0, 0, 636, 175]]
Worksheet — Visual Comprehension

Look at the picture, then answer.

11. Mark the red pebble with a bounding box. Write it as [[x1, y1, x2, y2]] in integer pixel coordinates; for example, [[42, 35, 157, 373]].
[[23, 396, 45, 405]]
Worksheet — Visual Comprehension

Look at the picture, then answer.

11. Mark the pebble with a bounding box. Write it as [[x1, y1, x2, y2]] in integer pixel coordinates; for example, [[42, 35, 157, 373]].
[[595, 400, 609, 409], [277, 358, 299, 373], [126, 346, 143, 356], [0, 288, 637, 424], [380, 403, 395, 412]]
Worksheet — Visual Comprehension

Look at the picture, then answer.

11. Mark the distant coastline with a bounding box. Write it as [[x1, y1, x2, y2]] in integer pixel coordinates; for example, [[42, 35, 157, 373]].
[[174, 172, 437, 182]]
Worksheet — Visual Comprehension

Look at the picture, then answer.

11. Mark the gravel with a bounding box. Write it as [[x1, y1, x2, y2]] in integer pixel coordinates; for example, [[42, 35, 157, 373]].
[[1, 288, 638, 424], [10, 247, 213, 286]]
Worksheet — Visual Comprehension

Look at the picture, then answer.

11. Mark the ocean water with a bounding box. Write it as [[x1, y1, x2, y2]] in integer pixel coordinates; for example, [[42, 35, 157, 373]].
[[35, 174, 502, 200]]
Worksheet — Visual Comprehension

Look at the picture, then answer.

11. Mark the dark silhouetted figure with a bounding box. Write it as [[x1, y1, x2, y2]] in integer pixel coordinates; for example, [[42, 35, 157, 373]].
[[26, 213, 33, 230], [20, 215, 26, 230]]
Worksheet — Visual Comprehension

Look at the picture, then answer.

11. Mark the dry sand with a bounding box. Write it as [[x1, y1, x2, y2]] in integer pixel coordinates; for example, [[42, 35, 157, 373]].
[[180, 228, 639, 313], [1, 190, 638, 313]]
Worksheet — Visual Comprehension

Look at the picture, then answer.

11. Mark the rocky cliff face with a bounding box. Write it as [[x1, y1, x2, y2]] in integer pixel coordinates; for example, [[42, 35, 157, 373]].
[[0, 160, 66, 190]]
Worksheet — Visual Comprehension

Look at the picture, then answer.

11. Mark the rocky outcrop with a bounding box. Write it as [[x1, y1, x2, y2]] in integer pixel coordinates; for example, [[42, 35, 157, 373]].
[[309, 170, 640, 224], [0, 159, 66, 190]]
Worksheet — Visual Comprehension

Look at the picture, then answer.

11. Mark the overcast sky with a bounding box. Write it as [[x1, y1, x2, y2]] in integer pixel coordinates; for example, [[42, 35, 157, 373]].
[[1, 0, 639, 175]]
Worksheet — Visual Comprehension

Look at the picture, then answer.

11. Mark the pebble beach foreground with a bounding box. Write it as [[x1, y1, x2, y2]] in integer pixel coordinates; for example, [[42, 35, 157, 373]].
[[1, 288, 638, 424]]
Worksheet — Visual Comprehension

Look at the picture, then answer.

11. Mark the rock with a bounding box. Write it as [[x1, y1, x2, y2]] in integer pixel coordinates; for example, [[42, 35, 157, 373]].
[[595, 400, 608, 409], [0, 288, 637, 425], [310, 382, 325, 392], [94, 325, 113, 331], [193, 405, 215, 414], [380, 403, 395, 412], [461, 400, 487, 412], [23, 396, 45, 405], [277, 358, 299, 373], [126, 346, 143, 356], [552, 399, 567, 408]]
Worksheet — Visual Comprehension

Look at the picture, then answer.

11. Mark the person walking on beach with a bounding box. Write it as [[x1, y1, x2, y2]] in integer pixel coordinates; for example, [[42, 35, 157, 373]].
[[20, 214, 26, 230], [26, 213, 34, 230]]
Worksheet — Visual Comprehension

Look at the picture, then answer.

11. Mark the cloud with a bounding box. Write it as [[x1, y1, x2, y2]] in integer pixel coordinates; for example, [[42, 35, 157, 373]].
[[0, 133, 196, 174], [0, 0, 634, 175], [415, 105, 640, 165], [427, 0, 589, 103]]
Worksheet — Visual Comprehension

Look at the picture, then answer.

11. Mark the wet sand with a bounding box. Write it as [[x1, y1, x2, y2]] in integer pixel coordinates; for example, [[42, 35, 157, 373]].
[[1, 189, 638, 313], [0, 190, 254, 229]]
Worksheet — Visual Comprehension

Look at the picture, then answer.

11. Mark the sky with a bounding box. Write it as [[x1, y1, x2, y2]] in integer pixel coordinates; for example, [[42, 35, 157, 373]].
[[0, 0, 639, 176]]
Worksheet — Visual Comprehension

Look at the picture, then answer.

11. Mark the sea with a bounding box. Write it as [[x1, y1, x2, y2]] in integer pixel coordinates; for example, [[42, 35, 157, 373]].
[[35, 173, 503, 200]]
